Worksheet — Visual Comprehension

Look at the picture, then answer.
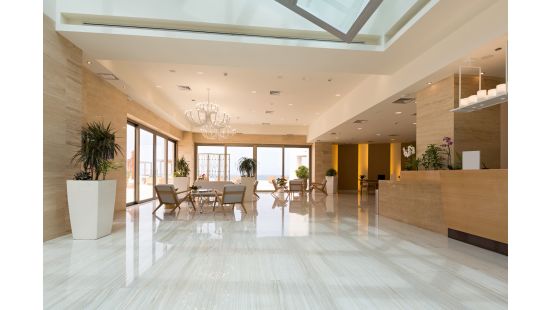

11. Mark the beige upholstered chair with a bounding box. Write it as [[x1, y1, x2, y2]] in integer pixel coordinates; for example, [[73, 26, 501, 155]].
[[309, 179, 328, 195], [153, 184, 196, 214], [214, 184, 247, 214], [286, 179, 304, 199]]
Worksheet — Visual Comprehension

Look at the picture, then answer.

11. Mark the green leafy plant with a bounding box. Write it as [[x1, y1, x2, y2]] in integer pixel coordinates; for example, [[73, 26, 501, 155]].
[[174, 157, 190, 177], [190, 185, 199, 191], [71, 121, 122, 180], [74, 170, 92, 180], [326, 168, 337, 176], [420, 144, 444, 170], [295, 165, 309, 179], [98, 160, 122, 180], [276, 177, 287, 187], [238, 157, 257, 177]]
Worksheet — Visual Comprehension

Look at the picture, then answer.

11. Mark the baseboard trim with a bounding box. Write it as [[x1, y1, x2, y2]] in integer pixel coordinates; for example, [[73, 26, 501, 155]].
[[448, 228, 507, 256]]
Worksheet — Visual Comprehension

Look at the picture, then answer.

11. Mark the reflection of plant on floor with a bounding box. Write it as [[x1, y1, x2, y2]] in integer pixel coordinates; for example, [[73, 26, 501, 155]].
[[402, 145, 419, 171], [420, 144, 444, 170]]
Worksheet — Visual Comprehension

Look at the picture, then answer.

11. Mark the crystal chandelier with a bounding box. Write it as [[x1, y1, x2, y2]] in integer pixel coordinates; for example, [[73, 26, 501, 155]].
[[185, 89, 234, 139]]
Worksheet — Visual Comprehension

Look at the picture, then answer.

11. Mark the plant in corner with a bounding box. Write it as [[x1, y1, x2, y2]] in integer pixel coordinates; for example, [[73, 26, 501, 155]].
[[419, 144, 444, 170], [67, 121, 122, 240], [402, 144, 419, 171], [238, 157, 257, 177], [440, 137, 454, 170], [173, 156, 191, 191]]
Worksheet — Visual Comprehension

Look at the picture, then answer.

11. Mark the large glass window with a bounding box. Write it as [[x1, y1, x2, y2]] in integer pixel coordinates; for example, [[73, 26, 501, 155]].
[[284, 147, 310, 180], [226, 146, 254, 182], [167, 141, 175, 185], [126, 124, 136, 203], [257, 147, 283, 191], [197, 145, 226, 181], [155, 136, 166, 185], [139, 129, 154, 201]]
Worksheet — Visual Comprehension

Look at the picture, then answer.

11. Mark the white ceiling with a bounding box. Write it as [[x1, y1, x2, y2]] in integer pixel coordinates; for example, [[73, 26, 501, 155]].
[[97, 60, 366, 126], [48, 0, 507, 138]]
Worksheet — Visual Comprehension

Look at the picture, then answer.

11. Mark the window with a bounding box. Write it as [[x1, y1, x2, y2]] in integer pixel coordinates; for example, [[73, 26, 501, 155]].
[[226, 146, 254, 182], [284, 147, 310, 180], [257, 147, 283, 191], [126, 124, 136, 203], [155, 136, 166, 185], [197, 145, 226, 181], [139, 129, 154, 201], [167, 141, 175, 185]]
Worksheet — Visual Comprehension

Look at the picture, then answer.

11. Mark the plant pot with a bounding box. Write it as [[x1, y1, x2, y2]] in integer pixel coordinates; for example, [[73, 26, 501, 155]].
[[240, 176, 256, 201], [66, 180, 116, 240], [173, 176, 190, 191], [325, 176, 338, 195]]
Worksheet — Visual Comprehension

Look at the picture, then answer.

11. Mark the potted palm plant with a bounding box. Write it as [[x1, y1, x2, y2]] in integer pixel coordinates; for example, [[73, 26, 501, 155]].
[[173, 156, 190, 191], [295, 165, 309, 189], [67, 121, 122, 240], [238, 157, 256, 201], [325, 168, 338, 195]]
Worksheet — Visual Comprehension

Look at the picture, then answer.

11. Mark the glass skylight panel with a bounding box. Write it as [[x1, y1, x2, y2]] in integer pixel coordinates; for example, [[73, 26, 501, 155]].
[[296, 0, 371, 33]]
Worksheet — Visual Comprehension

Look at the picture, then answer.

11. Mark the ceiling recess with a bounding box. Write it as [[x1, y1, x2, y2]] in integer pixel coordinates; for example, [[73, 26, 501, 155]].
[[353, 119, 368, 124], [97, 73, 118, 80], [269, 90, 281, 96], [177, 85, 192, 91], [392, 97, 415, 104]]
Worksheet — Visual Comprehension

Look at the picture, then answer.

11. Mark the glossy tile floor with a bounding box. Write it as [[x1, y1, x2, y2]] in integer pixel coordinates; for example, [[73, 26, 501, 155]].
[[44, 192, 507, 309]]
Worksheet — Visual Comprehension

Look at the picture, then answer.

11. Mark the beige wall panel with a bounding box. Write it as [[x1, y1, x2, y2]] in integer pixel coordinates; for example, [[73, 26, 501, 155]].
[[312, 142, 333, 183], [415, 76, 454, 158], [43, 15, 83, 241], [192, 133, 307, 145]]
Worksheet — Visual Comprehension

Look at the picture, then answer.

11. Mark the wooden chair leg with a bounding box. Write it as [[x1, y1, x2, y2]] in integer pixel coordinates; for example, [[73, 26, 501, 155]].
[[152, 203, 164, 214], [240, 202, 247, 214], [186, 194, 197, 211]]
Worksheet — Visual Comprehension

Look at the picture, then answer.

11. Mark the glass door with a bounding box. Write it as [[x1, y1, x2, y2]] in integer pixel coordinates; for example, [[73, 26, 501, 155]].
[[155, 136, 166, 185], [226, 146, 254, 182], [126, 124, 136, 204], [284, 146, 310, 181], [139, 129, 154, 201], [257, 147, 283, 191]]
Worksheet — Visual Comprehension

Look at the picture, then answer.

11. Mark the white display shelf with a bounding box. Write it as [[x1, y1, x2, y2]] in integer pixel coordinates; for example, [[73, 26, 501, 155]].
[[450, 93, 507, 113]]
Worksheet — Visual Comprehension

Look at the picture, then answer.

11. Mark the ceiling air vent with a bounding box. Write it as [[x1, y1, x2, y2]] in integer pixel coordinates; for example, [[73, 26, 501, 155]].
[[261, 122, 271, 125], [331, 132, 337, 135], [269, 90, 281, 96], [97, 73, 118, 80], [392, 97, 415, 104], [388, 134, 399, 137], [265, 110, 275, 114], [177, 85, 192, 91], [353, 119, 367, 124]]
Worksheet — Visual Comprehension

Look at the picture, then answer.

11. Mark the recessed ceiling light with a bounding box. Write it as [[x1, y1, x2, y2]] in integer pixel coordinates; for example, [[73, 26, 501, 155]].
[[413, 122, 417, 125], [427, 82, 432, 85], [169, 69, 176, 73], [122, 85, 126, 89], [197, 71, 204, 75], [357, 128, 363, 130], [86, 60, 92, 65], [155, 85, 162, 88], [395, 111, 402, 115], [335, 94, 341, 97], [376, 133, 381, 136], [251, 90, 257, 94], [480, 72, 485, 75], [288, 103, 293, 106], [390, 138, 396, 141]]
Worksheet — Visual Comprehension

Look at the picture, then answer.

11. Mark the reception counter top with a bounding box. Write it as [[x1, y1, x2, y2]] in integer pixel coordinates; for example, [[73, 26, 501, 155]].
[[379, 170, 508, 248]]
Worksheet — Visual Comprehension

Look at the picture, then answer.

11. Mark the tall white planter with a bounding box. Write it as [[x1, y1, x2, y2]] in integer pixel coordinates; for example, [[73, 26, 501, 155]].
[[66, 180, 116, 240], [173, 176, 190, 191], [326, 176, 338, 195], [240, 176, 256, 201]]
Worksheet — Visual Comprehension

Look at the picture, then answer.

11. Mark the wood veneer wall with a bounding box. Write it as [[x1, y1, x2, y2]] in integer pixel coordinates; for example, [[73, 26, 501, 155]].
[[312, 142, 333, 183], [337, 144, 358, 190], [43, 15, 83, 240]]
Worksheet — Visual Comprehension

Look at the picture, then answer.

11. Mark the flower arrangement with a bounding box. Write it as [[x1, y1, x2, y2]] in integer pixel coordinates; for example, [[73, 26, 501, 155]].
[[402, 145, 419, 170]]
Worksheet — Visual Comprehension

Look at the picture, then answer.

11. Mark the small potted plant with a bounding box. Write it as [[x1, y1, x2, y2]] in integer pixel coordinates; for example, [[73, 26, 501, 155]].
[[174, 156, 191, 190], [325, 168, 338, 195], [295, 165, 309, 188], [238, 157, 257, 201], [420, 144, 444, 170], [67, 121, 122, 240]]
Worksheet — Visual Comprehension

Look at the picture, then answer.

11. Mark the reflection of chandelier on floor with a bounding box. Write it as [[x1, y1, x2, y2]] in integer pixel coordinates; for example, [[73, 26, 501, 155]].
[[185, 89, 236, 139]]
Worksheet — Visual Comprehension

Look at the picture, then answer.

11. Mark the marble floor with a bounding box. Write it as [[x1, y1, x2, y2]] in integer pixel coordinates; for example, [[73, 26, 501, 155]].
[[43, 192, 507, 309]]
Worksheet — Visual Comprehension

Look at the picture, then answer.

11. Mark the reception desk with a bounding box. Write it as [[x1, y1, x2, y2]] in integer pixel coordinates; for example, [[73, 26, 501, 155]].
[[379, 170, 507, 253]]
